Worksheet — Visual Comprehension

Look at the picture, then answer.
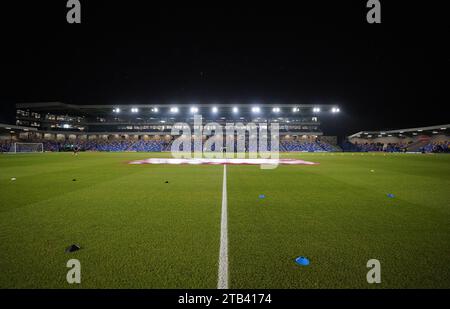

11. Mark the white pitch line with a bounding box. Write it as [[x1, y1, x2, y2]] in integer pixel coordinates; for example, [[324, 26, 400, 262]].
[[217, 164, 229, 289]]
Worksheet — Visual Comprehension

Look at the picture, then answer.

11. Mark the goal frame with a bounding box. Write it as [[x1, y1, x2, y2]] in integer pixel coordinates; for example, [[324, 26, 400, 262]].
[[9, 142, 44, 154]]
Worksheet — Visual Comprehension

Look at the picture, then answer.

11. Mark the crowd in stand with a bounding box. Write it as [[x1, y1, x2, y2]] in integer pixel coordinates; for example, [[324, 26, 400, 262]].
[[316, 140, 337, 152], [281, 140, 328, 152], [342, 142, 407, 152], [422, 142, 450, 153], [341, 140, 450, 153], [1, 138, 334, 153], [57, 139, 171, 152], [340, 140, 360, 152], [0, 140, 12, 152], [0, 139, 172, 152], [2, 138, 448, 153]]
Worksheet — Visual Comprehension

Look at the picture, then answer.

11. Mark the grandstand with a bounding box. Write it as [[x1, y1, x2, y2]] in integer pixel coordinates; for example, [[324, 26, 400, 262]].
[[2, 102, 343, 153], [344, 124, 450, 153], [4, 103, 450, 154], [3, 106, 449, 154]]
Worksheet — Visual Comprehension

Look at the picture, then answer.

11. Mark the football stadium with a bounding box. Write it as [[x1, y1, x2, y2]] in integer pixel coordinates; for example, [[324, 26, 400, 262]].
[[0, 103, 449, 289], [1, 2, 449, 301]]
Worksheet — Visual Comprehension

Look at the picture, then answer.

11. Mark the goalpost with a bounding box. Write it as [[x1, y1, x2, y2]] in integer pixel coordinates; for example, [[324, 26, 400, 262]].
[[9, 142, 44, 153]]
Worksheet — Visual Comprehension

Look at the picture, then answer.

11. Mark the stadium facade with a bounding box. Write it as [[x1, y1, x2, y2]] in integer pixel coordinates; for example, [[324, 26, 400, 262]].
[[10, 102, 340, 150]]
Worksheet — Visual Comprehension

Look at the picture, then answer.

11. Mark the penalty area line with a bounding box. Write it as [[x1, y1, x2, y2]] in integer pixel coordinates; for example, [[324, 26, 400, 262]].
[[217, 164, 229, 289]]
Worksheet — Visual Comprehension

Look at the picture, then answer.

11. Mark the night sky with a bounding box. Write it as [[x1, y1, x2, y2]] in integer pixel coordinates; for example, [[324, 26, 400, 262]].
[[0, 1, 448, 136]]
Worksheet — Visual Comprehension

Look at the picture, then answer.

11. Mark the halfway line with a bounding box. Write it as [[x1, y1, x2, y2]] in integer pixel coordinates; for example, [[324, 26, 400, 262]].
[[217, 164, 229, 289]]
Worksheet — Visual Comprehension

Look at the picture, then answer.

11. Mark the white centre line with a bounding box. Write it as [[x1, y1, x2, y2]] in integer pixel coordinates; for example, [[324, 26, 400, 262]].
[[217, 164, 229, 289]]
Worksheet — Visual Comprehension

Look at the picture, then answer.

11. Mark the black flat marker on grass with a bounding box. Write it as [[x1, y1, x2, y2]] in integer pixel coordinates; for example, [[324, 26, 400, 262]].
[[65, 244, 81, 253]]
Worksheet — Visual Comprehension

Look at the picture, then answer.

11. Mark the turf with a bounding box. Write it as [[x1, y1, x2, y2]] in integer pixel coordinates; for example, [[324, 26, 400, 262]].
[[0, 152, 222, 288], [0, 152, 449, 288]]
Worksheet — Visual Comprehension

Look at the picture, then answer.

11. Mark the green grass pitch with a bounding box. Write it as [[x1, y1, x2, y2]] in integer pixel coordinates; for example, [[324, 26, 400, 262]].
[[0, 152, 449, 288]]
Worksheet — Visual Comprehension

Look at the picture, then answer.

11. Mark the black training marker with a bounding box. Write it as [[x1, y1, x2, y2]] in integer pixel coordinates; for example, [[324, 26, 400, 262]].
[[165, 181, 169, 183], [65, 244, 81, 253]]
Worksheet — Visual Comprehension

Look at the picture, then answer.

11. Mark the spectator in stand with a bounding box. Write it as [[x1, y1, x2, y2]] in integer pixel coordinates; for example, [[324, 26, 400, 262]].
[[0, 140, 12, 152]]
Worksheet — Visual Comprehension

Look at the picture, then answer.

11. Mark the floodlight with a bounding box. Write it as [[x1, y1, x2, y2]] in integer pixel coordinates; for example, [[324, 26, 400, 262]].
[[113, 108, 121, 113], [63, 124, 70, 129], [170, 107, 179, 113], [190, 107, 199, 114], [331, 107, 340, 113], [152, 107, 159, 113], [131, 108, 139, 113], [252, 106, 261, 113], [212, 106, 218, 113], [313, 107, 321, 113], [292, 107, 300, 112], [272, 107, 281, 113], [232, 107, 239, 114]]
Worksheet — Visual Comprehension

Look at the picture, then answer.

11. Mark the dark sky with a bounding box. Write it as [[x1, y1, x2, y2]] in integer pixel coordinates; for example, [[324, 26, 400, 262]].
[[0, 1, 448, 136]]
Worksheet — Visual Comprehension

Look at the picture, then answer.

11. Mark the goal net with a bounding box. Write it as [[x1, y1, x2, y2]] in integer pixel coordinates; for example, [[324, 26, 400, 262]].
[[10, 142, 44, 153]]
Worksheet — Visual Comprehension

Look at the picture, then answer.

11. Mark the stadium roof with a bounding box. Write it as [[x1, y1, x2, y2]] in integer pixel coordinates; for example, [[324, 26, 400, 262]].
[[16, 102, 341, 119], [16, 102, 338, 110], [0, 123, 37, 133], [348, 124, 449, 138]]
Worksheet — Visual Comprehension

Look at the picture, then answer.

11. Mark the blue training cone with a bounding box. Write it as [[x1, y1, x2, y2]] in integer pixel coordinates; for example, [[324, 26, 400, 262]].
[[259, 194, 266, 199], [295, 256, 310, 266], [387, 193, 395, 198]]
